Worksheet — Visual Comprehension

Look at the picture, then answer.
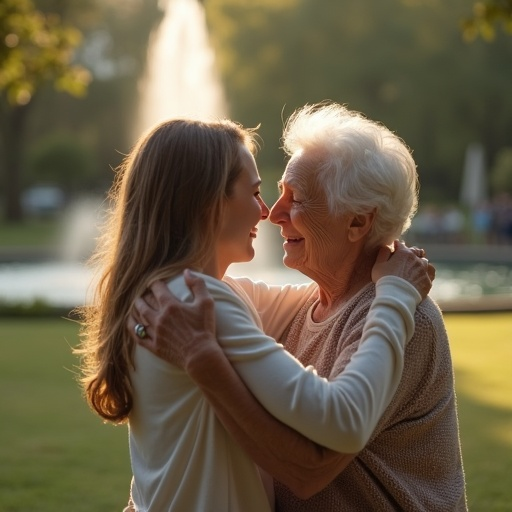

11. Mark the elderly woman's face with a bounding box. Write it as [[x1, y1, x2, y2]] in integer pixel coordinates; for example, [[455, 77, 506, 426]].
[[269, 151, 351, 281]]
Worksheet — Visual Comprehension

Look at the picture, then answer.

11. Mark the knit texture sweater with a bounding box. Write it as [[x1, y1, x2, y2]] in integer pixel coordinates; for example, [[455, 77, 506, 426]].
[[274, 283, 468, 511]]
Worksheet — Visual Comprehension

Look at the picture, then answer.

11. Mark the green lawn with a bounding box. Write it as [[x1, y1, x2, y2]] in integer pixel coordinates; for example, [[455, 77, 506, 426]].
[[445, 313, 512, 511], [0, 318, 131, 512], [0, 314, 510, 511], [0, 219, 60, 249]]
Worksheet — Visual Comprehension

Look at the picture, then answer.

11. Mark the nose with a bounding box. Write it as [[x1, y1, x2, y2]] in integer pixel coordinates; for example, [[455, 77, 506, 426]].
[[259, 196, 270, 220], [269, 195, 286, 225]]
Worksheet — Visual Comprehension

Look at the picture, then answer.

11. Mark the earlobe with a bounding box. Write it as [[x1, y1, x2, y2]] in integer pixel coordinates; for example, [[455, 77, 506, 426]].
[[347, 212, 375, 242]]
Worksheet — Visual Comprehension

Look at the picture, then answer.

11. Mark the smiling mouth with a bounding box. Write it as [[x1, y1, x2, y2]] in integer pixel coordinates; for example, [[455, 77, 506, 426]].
[[285, 237, 304, 243]]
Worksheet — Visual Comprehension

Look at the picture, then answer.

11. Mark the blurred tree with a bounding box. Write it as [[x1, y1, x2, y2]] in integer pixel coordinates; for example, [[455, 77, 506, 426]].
[[205, 0, 512, 205], [0, 0, 91, 221], [462, 0, 512, 41], [26, 133, 97, 193]]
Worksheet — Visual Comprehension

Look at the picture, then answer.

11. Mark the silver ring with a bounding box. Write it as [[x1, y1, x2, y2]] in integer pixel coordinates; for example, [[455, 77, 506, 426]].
[[135, 323, 147, 339]]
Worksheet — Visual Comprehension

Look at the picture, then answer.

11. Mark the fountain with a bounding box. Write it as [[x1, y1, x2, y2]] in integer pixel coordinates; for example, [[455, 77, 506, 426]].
[[460, 142, 487, 209], [135, 0, 227, 136]]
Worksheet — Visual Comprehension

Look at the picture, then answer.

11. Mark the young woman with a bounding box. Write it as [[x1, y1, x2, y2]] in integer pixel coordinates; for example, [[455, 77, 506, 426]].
[[76, 117, 432, 512]]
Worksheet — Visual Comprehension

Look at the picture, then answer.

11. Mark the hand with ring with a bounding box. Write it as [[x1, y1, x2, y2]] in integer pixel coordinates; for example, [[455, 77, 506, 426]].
[[127, 270, 217, 370]]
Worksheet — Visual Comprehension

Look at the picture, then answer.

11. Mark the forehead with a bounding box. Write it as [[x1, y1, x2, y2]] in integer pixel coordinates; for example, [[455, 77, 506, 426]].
[[281, 150, 322, 189], [238, 144, 260, 182]]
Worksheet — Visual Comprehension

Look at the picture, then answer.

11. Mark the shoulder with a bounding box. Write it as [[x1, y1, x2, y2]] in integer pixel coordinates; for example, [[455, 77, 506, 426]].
[[415, 296, 446, 336], [404, 296, 453, 385], [167, 272, 237, 302]]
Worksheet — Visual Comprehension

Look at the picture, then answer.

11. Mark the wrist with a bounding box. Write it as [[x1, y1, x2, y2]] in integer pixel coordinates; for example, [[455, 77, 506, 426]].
[[185, 335, 223, 377]]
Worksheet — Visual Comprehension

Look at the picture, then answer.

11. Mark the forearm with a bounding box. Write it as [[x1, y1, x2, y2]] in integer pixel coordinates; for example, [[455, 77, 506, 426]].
[[219, 276, 420, 453], [186, 341, 355, 499]]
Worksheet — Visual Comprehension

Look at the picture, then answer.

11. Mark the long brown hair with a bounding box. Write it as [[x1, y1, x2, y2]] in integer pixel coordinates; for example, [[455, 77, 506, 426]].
[[76, 118, 257, 423]]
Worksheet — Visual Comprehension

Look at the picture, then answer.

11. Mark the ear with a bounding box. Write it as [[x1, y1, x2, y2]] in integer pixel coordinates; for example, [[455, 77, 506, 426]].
[[347, 211, 375, 242]]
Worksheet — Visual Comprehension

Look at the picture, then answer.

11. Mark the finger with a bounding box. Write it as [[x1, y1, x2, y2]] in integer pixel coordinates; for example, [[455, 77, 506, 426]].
[[127, 314, 137, 336], [127, 314, 154, 350], [374, 245, 393, 264], [185, 270, 216, 314], [129, 304, 144, 326], [184, 269, 210, 299], [127, 314, 148, 343], [133, 295, 157, 324], [427, 262, 436, 282], [143, 289, 158, 309], [393, 239, 405, 250], [412, 246, 425, 258], [149, 280, 176, 305]]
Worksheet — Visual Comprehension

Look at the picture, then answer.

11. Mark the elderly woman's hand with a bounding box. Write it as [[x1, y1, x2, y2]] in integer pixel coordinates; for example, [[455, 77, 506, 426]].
[[371, 240, 435, 300], [127, 270, 219, 370]]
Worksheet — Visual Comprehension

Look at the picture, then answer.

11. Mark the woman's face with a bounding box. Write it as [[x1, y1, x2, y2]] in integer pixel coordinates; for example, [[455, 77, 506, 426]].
[[216, 144, 269, 270], [269, 150, 351, 282]]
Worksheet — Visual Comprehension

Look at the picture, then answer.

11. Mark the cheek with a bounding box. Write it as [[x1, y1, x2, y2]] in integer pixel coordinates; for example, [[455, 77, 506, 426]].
[[300, 210, 339, 256]]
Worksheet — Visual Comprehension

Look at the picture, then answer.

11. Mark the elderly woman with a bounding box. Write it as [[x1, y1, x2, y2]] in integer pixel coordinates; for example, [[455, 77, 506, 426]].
[[130, 103, 467, 511]]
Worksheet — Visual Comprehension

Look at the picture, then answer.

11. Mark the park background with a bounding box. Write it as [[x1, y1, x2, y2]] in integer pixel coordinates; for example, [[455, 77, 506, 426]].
[[1, 0, 512, 510]]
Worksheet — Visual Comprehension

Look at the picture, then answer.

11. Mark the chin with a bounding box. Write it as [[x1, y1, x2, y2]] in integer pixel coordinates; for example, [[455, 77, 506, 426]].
[[240, 247, 255, 263], [283, 255, 298, 270]]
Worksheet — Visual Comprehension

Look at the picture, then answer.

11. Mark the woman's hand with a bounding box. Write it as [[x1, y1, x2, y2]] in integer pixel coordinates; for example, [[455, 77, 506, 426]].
[[127, 270, 218, 370], [372, 240, 435, 300]]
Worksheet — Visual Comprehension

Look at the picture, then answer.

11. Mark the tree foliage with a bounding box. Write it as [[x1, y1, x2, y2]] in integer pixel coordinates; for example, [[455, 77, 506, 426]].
[[26, 133, 96, 192], [0, 0, 161, 222], [490, 148, 512, 194], [462, 0, 512, 41], [0, 0, 92, 221], [0, 0, 91, 106]]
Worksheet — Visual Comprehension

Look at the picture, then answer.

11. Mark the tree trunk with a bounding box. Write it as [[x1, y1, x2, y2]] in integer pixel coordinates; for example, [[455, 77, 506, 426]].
[[0, 102, 31, 222]]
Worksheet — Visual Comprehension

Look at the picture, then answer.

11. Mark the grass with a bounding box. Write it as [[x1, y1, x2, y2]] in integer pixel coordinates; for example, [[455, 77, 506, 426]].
[[0, 313, 510, 511], [445, 313, 512, 511], [0, 318, 131, 512], [0, 219, 60, 249]]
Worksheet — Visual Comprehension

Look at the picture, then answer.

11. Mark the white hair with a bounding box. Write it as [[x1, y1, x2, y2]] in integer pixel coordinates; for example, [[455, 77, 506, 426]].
[[282, 102, 419, 248]]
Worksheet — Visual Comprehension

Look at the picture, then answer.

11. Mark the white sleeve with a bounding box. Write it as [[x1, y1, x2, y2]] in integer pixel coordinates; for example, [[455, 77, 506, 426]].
[[224, 276, 318, 340], [176, 274, 420, 453]]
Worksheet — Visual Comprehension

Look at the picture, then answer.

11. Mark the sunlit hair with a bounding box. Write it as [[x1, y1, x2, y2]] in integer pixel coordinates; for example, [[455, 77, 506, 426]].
[[76, 118, 258, 423], [282, 102, 419, 248]]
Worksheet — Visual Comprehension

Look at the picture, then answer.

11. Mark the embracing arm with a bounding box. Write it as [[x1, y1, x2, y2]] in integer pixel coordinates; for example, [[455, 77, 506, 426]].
[[198, 274, 419, 452], [184, 333, 354, 498]]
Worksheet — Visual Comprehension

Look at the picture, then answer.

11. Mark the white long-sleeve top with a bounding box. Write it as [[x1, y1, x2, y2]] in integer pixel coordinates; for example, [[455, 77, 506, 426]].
[[128, 274, 421, 512]]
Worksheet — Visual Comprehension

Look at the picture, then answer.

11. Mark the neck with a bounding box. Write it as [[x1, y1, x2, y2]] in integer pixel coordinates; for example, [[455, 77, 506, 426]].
[[202, 252, 229, 280], [312, 249, 377, 322]]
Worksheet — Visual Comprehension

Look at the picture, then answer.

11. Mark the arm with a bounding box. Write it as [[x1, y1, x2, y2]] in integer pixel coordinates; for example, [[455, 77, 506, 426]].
[[130, 244, 431, 495], [130, 272, 419, 497], [180, 321, 355, 498], [225, 277, 317, 340], [188, 272, 421, 451]]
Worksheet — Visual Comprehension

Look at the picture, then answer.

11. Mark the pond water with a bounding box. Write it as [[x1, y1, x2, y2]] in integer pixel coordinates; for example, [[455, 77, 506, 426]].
[[0, 258, 511, 311]]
